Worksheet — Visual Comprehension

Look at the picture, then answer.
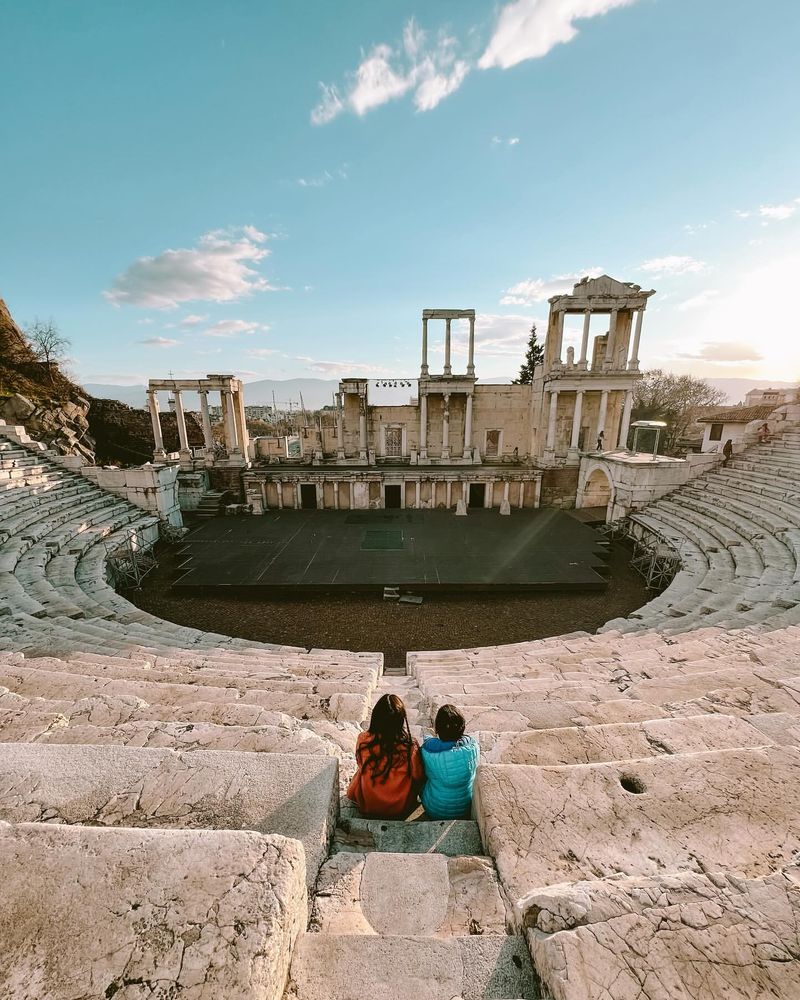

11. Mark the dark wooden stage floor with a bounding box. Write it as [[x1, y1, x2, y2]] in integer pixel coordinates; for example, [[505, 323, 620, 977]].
[[172, 509, 609, 593]]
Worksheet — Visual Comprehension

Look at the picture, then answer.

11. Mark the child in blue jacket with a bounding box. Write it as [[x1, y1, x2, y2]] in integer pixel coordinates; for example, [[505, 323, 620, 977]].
[[420, 704, 480, 819]]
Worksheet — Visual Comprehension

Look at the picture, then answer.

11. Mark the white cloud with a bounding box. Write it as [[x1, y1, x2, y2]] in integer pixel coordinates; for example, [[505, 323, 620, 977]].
[[203, 319, 269, 338], [311, 19, 471, 123], [676, 341, 763, 363], [105, 226, 275, 309], [676, 289, 720, 312], [246, 348, 280, 358], [136, 318, 154, 325], [446, 313, 541, 358], [759, 198, 800, 222], [508, 136, 520, 145], [638, 255, 708, 277], [137, 336, 180, 348], [491, 135, 521, 146], [683, 221, 715, 235], [179, 313, 209, 326], [479, 0, 637, 70], [500, 267, 604, 305], [295, 356, 391, 376]]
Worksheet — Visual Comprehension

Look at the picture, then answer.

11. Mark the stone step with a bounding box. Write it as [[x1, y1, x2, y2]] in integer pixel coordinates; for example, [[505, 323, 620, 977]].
[[0, 742, 338, 889], [0, 822, 306, 1000], [333, 817, 483, 856], [286, 933, 541, 1000], [311, 851, 511, 937]]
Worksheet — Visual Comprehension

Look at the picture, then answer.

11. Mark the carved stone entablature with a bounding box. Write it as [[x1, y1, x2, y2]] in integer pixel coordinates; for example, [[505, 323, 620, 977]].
[[548, 274, 656, 313], [422, 308, 476, 320]]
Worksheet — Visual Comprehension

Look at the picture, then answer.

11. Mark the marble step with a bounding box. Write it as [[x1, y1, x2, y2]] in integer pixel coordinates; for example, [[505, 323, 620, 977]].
[[334, 817, 483, 856], [310, 851, 511, 937], [286, 933, 541, 1000]]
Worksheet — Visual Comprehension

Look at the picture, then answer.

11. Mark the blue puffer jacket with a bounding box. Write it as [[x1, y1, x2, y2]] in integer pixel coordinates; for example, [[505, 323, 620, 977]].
[[420, 735, 480, 819]]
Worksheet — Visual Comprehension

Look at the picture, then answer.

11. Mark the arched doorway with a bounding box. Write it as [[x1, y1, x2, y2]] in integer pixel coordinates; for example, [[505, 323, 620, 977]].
[[581, 467, 613, 516]]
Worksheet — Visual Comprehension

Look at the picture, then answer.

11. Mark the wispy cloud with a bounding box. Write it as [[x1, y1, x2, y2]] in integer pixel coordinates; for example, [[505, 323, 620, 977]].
[[500, 267, 604, 305], [179, 313, 209, 326], [137, 336, 180, 348], [479, 0, 638, 70], [311, 18, 470, 123], [295, 356, 391, 376], [297, 166, 348, 188], [203, 319, 269, 338], [491, 135, 521, 146], [676, 341, 763, 363], [734, 196, 800, 223], [638, 255, 708, 277], [677, 289, 720, 312], [105, 226, 276, 309]]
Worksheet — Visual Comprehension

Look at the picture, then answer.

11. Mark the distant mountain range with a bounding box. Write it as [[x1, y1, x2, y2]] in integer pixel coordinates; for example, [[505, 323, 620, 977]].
[[81, 376, 795, 411]]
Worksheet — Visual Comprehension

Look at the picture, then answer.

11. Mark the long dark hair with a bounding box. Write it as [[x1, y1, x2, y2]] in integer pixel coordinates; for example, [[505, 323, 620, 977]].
[[359, 694, 414, 783]]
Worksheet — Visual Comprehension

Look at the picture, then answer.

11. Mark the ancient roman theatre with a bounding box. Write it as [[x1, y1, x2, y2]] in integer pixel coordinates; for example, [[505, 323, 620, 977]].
[[1, 276, 800, 999]]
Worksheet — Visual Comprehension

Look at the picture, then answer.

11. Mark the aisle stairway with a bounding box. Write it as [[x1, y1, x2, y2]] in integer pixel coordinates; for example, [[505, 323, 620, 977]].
[[286, 673, 542, 1000]]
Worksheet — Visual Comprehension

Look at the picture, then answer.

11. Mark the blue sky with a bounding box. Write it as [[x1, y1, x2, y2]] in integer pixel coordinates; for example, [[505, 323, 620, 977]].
[[2, 0, 799, 388]]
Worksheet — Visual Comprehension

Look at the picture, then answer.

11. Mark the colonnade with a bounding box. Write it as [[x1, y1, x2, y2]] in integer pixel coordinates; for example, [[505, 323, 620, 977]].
[[550, 306, 645, 371], [545, 386, 635, 456], [419, 390, 474, 460], [147, 376, 249, 465], [421, 310, 476, 377]]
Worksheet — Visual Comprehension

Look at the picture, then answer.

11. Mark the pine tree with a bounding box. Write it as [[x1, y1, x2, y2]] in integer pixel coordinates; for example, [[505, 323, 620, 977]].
[[512, 324, 544, 384]]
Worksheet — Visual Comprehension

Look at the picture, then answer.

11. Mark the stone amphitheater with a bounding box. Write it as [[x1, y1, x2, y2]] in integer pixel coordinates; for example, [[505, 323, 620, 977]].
[[2, 414, 800, 1000]]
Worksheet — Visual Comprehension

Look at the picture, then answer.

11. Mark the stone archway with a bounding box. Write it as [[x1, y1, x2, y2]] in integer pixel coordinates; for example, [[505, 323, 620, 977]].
[[576, 459, 615, 519]]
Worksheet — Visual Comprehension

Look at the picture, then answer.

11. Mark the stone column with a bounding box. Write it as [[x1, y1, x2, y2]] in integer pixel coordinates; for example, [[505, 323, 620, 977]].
[[359, 394, 367, 457], [333, 480, 339, 510], [295, 482, 302, 509], [147, 390, 166, 459], [446, 481, 452, 508], [232, 389, 249, 457], [444, 319, 452, 376], [463, 393, 473, 459], [442, 393, 451, 459], [618, 389, 634, 449], [579, 309, 591, 369], [554, 310, 565, 365], [221, 388, 238, 454], [414, 481, 421, 508], [276, 480, 284, 509], [486, 481, 494, 508], [336, 393, 345, 458], [545, 389, 559, 451], [629, 309, 644, 370], [419, 393, 428, 459], [518, 481, 525, 508], [198, 390, 214, 452], [421, 317, 429, 376], [604, 309, 618, 368], [570, 390, 585, 451], [467, 315, 475, 376], [173, 389, 190, 453], [500, 480, 510, 515], [597, 389, 609, 451]]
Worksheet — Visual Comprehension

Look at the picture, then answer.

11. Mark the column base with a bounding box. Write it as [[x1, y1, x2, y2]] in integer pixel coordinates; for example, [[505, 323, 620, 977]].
[[566, 447, 581, 466], [576, 361, 588, 371], [628, 361, 640, 371], [420, 366, 429, 376], [441, 449, 451, 461], [153, 449, 167, 463], [499, 500, 511, 516]]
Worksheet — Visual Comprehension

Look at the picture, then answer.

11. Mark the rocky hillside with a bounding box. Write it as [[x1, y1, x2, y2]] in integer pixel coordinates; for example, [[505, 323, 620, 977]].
[[0, 298, 94, 461], [88, 397, 203, 465]]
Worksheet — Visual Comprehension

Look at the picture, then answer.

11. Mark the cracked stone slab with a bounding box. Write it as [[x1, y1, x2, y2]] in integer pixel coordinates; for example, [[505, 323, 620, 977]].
[[0, 743, 337, 888], [522, 867, 800, 1000], [311, 852, 509, 936], [0, 821, 307, 1000], [285, 933, 540, 1000], [479, 713, 772, 766], [475, 747, 800, 906]]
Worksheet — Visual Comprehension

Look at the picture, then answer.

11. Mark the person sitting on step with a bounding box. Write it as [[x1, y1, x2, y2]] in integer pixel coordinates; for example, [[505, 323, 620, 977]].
[[347, 693, 424, 819], [420, 704, 480, 820]]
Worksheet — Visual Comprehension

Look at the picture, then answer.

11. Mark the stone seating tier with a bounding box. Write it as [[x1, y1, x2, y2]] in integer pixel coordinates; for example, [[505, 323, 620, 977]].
[[0, 822, 308, 1000]]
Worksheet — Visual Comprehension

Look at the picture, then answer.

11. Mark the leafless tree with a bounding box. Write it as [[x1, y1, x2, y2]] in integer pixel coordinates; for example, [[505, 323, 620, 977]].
[[632, 369, 727, 454], [24, 318, 71, 382]]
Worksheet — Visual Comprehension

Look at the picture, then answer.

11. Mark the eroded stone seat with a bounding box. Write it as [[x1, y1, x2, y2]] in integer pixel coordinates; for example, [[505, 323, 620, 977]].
[[0, 821, 307, 1000]]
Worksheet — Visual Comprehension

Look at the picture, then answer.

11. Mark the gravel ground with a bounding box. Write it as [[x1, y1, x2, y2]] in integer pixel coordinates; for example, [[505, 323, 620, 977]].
[[125, 539, 649, 671]]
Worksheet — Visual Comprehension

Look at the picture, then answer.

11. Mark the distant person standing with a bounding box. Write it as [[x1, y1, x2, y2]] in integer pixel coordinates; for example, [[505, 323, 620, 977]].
[[722, 439, 734, 466], [596, 430, 605, 452], [758, 422, 770, 444]]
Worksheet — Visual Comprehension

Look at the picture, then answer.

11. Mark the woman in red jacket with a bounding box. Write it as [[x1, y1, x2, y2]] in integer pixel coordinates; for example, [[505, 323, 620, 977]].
[[347, 694, 424, 818]]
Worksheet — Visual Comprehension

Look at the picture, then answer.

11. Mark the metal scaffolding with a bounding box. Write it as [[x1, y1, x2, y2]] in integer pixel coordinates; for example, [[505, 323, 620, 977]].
[[599, 517, 682, 592], [105, 528, 158, 589]]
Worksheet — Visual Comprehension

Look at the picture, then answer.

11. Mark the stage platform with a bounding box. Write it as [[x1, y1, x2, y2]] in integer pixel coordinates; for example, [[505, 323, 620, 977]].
[[171, 509, 609, 593]]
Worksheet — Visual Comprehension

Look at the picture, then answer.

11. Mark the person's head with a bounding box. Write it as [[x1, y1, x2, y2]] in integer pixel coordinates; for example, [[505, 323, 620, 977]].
[[435, 703, 466, 742], [368, 694, 410, 742], [362, 694, 413, 782]]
